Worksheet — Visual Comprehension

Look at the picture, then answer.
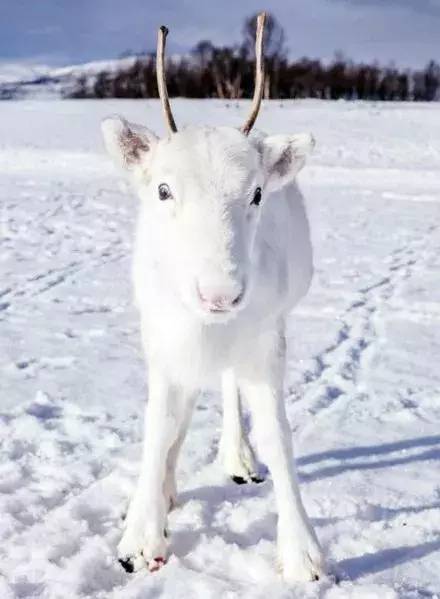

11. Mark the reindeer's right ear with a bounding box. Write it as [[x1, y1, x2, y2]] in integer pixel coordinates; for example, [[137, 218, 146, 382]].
[[101, 116, 158, 171]]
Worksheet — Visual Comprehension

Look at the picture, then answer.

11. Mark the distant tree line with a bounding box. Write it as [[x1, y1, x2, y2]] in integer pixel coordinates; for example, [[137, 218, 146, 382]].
[[69, 13, 440, 102]]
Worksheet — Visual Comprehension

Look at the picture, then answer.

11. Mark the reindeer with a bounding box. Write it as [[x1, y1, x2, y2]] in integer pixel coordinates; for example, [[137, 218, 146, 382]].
[[101, 13, 325, 583]]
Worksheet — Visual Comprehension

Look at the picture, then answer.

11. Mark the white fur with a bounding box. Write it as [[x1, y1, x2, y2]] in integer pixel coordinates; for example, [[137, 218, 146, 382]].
[[102, 116, 325, 582]]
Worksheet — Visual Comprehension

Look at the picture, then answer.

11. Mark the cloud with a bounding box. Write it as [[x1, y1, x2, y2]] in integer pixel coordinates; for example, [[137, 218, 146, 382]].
[[332, 0, 440, 17], [0, 0, 439, 68]]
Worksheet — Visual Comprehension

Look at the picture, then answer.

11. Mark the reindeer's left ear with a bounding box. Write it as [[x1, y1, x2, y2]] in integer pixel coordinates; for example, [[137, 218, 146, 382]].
[[260, 133, 315, 192]]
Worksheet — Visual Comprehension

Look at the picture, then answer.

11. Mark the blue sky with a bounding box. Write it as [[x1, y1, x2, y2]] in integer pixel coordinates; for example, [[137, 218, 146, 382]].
[[1, 0, 439, 68]]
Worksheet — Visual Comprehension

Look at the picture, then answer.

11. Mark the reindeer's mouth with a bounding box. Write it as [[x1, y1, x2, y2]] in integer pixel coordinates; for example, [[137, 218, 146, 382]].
[[199, 308, 240, 324]]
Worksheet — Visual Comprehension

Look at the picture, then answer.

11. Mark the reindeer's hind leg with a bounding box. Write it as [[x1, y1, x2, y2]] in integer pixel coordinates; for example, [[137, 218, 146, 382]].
[[163, 393, 195, 511], [219, 368, 263, 484]]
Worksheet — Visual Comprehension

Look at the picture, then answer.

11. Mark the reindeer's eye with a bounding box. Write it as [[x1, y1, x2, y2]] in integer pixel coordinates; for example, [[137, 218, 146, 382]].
[[158, 183, 173, 201], [251, 187, 262, 206]]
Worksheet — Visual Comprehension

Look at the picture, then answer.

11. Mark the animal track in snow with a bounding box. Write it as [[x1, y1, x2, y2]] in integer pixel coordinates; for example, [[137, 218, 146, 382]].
[[294, 226, 437, 429]]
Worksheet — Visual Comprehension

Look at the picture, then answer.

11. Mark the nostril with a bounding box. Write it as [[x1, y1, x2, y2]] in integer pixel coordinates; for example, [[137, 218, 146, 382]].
[[232, 289, 244, 306]]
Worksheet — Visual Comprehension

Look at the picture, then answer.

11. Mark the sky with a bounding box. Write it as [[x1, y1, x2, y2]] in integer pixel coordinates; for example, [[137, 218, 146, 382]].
[[0, 0, 439, 69]]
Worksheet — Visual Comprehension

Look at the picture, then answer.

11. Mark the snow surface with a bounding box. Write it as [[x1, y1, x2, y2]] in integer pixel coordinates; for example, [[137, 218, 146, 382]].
[[1, 99, 440, 598]]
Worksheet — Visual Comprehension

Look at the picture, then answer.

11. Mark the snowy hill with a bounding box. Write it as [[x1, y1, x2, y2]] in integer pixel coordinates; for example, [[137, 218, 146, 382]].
[[0, 99, 439, 598], [0, 57, 138, 99]]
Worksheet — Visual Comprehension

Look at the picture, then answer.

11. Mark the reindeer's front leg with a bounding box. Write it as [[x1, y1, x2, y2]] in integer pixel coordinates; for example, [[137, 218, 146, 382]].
[[118, 369, 189, 573], [238, 329, 325, 583]]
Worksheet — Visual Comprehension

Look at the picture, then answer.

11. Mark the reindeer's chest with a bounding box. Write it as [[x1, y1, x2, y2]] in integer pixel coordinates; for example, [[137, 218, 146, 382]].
[[143, 312, 248, 388]]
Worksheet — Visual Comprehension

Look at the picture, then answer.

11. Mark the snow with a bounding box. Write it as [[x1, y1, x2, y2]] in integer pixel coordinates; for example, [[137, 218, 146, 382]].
[[0, 57, 177, 99], [0, 56, 179, 86], [1, 99, 440, 598]]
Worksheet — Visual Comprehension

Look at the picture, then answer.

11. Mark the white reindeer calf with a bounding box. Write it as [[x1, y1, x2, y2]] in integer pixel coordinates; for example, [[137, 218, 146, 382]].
[[102, 14, 325, 583]]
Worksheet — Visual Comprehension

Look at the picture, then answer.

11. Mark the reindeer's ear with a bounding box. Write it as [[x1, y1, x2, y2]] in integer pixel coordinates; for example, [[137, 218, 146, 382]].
[[261, 133, 315, 192], [101, 115, 158, 171]]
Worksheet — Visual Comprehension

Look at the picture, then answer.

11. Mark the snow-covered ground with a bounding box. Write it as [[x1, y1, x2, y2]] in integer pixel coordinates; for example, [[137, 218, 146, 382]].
[[1, 99, 439, 598]]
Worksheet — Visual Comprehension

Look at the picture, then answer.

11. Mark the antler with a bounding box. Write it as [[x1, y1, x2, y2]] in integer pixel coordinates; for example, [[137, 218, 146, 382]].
[[157, 25, 178, 134], [241, 12, 266, 136], [157, 15, 265, 136]]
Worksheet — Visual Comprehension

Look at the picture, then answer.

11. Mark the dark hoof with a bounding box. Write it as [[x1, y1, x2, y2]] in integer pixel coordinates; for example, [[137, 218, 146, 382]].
[[251, 475, 265, 484], [231, 475, 247, 485], [118, 557, 134, 573]]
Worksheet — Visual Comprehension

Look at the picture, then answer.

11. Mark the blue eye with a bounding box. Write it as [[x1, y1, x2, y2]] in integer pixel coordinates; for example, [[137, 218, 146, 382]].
[[251, 187, 262, 206], [158, 183, 173, 201]]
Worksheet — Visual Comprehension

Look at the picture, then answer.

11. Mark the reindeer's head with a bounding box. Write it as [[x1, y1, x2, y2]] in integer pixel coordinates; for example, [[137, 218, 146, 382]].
[[102, 14, 314, 323]]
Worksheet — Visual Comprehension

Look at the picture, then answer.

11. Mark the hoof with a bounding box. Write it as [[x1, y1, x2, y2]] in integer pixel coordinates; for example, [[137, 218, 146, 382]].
[[118, 557, 134, 574], [231, 474, 265, 485], [231, 475, 247, 485], [280, 538, 326, 583]]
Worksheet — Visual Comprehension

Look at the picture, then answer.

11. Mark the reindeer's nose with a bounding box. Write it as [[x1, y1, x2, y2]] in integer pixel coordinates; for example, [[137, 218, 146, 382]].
[[197, 282, 244, 312]]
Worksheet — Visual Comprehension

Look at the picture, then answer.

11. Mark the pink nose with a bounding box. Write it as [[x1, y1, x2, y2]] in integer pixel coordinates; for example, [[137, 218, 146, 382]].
[[197, 284, 244, 311]]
